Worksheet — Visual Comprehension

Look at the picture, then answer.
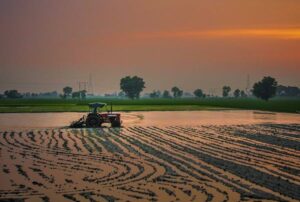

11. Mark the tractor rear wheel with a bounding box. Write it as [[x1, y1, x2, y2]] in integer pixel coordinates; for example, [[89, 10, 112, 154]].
[[86, 115, 102, 127]]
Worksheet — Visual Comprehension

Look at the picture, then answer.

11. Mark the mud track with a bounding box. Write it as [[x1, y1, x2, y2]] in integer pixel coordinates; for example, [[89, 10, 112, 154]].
[[0, 124, 299, 201]]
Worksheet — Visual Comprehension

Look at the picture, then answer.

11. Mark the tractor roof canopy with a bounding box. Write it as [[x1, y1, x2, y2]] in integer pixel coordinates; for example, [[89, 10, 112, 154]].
[[89, 103, 107, 109]]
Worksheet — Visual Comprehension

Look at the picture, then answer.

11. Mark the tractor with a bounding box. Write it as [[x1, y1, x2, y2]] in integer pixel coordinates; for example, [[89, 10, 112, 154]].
[[70, 103, 121, 128]]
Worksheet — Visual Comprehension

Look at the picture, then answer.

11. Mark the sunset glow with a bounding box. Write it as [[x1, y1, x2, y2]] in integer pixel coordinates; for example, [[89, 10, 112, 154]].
[[137, 28, 300, 40], [0, 0, 300, 93]]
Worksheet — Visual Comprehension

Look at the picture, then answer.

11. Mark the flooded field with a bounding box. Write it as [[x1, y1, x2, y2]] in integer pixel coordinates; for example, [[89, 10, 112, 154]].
[[0, 110, 299, 129], [0, 125, 300, 201], [0, 111, 299, 201]]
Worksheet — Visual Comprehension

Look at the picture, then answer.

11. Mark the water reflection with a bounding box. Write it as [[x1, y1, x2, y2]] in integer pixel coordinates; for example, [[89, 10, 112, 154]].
[[252, 112, 277, 121], [0, 110, 299, 130]]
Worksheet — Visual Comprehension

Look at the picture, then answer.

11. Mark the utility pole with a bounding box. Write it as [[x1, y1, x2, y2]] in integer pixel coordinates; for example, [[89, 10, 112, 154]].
[[245, 74, 250, 95], [209, 88, 216, 97], [88, 73, 94, 95]]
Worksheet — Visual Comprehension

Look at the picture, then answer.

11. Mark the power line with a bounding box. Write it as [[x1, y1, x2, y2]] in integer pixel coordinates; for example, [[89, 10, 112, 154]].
[[77, 81, 88, 91]]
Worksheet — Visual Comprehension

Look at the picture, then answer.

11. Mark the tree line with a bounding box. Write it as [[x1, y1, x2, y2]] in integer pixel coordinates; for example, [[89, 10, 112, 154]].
[[0, 90, 59, 99], [119, 76, 291, 101], [60, 87, 87, 99], [1, 76, 299, 101]]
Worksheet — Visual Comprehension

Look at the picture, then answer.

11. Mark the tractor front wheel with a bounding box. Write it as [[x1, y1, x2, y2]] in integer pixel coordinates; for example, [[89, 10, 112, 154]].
[[111, 120, 121, 128]]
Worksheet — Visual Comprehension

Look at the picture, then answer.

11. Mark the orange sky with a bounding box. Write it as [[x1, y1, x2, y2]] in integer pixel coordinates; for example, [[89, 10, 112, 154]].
[[0, 0, 299, 94], [136, 28, 300, 39]]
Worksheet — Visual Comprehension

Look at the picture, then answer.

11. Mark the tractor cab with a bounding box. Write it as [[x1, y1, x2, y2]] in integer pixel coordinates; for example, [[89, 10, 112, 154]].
[[70, 102, 121, 128]]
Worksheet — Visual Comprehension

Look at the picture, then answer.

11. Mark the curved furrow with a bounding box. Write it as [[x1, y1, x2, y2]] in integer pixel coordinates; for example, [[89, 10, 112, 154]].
[[168, 126, 300, 183], [123, 127, 235, 201], [1, 124, 299, 201], [126, 126, 298, 201]]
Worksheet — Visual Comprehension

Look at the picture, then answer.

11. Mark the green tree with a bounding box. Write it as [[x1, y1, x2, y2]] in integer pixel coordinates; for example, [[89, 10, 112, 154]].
[[171, 87, 183, 98], [222, 86, 231, 97], [240, 90, 247, 97], [72, 90, 86, 99], [72, 91, 81, 99], [149, 90, 161, 98], [80, 90, 87, 99], [276, 85, 300, 97], [193, 89, 205, 98], [4, 90, 22, 98], [253, 76, 277, 101], [120, 76, 145, 99], [118, 91, 125, 97], [63, 86, 72, 98], [233, 89, 241, 98], [162, 90, 171, 98]]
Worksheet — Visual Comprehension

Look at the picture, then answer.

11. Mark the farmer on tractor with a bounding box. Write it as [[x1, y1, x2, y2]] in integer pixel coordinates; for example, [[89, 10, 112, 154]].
[[70, 102, 121, 128]]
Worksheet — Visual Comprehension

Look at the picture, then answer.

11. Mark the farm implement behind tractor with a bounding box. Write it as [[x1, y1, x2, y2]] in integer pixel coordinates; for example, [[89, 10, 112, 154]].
[[70, 103, 121, 128]]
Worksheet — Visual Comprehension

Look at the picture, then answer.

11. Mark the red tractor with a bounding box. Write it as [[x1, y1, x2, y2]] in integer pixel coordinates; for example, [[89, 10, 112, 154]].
[[70, 103, 121, 128]]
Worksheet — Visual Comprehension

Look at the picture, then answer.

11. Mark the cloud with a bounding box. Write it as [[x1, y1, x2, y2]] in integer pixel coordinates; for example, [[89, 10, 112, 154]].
[[136, 28, 300, 40]]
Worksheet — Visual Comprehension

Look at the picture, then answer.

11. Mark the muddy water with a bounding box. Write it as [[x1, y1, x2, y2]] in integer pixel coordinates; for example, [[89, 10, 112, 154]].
[[0, 110, 299, 129]]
